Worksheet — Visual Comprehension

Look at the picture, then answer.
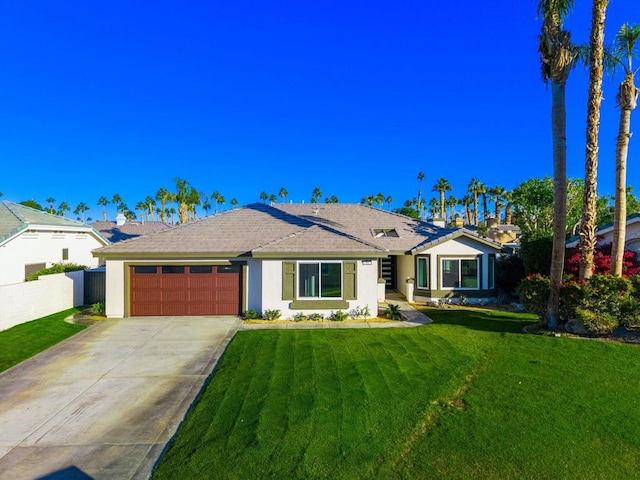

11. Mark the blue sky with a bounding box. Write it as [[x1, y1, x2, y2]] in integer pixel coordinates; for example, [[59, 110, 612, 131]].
[[0, 1, 637, 222]]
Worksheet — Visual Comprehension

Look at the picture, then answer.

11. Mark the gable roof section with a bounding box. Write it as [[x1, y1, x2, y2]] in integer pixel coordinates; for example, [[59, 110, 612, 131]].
[[410, 228, 503, 253], [566, 212, 640, 247], [92, 220, 173, 243], [93, 202, 502, 258], [0, 201, 108, 246], [93, 203, 317, 257]]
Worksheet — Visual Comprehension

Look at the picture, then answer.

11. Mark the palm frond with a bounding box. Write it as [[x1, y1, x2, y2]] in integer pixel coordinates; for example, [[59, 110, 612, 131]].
[[537, 0, 574, 20]]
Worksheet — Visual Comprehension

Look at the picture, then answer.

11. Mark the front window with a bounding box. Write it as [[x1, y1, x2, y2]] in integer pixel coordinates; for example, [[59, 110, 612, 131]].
[[299, 262, 342, 298], [441, 258, 479, 289], [416, 257, 429, 289]]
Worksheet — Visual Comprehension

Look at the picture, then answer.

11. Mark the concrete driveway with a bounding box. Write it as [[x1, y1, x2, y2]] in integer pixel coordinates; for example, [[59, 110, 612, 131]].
[[0, 316, 241, 479]]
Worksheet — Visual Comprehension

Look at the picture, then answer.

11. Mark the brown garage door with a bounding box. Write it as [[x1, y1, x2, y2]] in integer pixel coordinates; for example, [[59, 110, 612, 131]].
[[130, 265, 242, 316]]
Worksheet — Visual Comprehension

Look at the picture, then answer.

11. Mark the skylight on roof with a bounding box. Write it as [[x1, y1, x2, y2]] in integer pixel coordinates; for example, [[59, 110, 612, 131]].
[[373, 228, 399, 238]]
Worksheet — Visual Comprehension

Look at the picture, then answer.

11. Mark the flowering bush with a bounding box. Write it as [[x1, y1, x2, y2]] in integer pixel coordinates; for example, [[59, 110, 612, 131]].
[[565, 243, 640, 277], [517, 273, 640, 329]]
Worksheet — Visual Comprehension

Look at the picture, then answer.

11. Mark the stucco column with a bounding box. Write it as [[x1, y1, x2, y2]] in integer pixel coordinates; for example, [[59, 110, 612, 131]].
[[405, 278, 414, 303]]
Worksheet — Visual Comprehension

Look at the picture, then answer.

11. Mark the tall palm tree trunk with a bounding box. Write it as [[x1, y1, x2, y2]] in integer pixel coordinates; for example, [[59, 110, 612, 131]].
[[547, 80, 568, 328], [579, 0, 608, 280], [611, 77, 635, 274]]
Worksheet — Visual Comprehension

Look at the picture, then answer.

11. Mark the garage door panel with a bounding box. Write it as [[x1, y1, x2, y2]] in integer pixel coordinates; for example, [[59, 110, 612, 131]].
[[130, 265, 242, 316]]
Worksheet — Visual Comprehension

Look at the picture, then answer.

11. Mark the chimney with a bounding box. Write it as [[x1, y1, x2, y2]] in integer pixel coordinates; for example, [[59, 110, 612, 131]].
[[487, 217, 499, 229], [116, 212, 126, 226], [428, 217, 446, 228]]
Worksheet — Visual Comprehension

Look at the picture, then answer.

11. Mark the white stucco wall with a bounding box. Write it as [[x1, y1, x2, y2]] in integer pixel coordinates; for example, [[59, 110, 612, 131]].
[[258, 259, 379, 319], [0, 227, 104, 286], [0, 270, 84, 331], [105, 260, 126, 318]]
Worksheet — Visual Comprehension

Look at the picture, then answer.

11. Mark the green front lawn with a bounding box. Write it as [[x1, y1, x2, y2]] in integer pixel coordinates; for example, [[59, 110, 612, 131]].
[[0, 308, 86, 373], [153, 307, 640, 479]]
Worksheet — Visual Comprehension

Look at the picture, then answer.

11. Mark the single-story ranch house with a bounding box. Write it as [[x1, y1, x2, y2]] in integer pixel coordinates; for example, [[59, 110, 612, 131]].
[[93, 203, 502, 318], [0, 201, 108, 286], [566, 212, 640, 256]]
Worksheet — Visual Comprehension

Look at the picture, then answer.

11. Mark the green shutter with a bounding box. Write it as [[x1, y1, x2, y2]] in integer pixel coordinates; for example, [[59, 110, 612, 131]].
[[343, 261, 357, 300], [282, 261, 296, 300]]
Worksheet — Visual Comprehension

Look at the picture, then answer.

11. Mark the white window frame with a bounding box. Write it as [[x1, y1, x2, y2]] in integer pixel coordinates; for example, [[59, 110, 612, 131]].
[[440, 257, 480, 290], [416, 256, 429, 290], [297, 261, 343, 299]]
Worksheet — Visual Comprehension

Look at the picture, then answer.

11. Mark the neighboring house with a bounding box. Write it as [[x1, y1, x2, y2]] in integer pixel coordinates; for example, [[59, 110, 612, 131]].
[[485, 218, 522, 245], [92, 213, 173, 243], [93, 203, 502, 318], [566, 212, 640, 255], [0, 201, 109, 286]]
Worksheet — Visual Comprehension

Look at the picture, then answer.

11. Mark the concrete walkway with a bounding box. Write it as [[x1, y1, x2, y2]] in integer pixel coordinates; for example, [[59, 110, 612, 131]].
[[0, 316, 240, 480]]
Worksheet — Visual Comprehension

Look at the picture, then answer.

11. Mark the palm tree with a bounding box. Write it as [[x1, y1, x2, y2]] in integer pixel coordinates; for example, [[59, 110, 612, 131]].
[[324, 195, 339, 203], [97, 196, 109, 221], [112, 194, 123, 213], [578, 0, 609, 280], [135, 201, 147, 221], [46, 197, 56, 214], [57, 201, 70, 217], [268, 194, 277, 204], [73, 202, 89, 223], [611, 23, 640, 276], [461, 194, 473, 225], [385, 196, 393, 210], [374, 193, 384, 208], [230, 198, 239, 209], [428, 198, 439, 219], [260, 191, 268, 204], [489, 186, 506, 222], [503, 190, 514, 225], [446, 196, 458, 224], [122, 207, 136, 221], [467, 178, 484, 225], [279, 187, 288, 203], [174, 178, 196, 224], [202, 200, 211, 217], [311, 187, 322, 204], [210, 191, 220, 215], [145, 196, 156, 221], [432, 178, 452, 220], [167, 207, 176, 225], [361, 196, 374, 206], [479, 182, 489, 222], [538, 0, 575, 328], [416, 171, 425, 208], [155, 187, 171, 222], [216, 194, 226, 213]]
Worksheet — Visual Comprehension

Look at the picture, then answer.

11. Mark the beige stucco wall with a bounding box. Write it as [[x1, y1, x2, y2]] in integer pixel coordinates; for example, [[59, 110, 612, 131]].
[[396, 254, 414, 297], [0, 227, 103, 286]]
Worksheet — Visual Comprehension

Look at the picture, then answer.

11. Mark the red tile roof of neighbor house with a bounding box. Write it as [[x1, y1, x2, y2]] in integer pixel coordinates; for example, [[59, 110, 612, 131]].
[[93, 203, 502, 258]]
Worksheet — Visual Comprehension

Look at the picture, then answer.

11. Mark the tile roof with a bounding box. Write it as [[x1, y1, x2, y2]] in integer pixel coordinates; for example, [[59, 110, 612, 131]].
[[0, 201, 106, 244], [94, 202, 501, 258], [92, 221, 173, 243]]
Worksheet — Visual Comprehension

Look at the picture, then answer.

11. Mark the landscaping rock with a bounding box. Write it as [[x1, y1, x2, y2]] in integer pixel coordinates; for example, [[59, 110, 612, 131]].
[[565, 318, 587, 335]]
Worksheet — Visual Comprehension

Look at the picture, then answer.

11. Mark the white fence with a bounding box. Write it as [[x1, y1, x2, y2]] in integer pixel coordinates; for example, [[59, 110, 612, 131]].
[[0, 270, 84, 331]]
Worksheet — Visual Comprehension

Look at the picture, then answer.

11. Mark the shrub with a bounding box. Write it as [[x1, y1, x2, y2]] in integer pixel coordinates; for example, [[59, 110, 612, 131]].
[[495, 254, 526, 294], [242, 309, 261, 320], [520, 234, 553, 276], [516, 274, 549, 321], [27, 263, 86, 281], [292, 312, 307, 322], [458, 295, 468, 306], [330, 310, 348, 321], [91, 302, 105, 316], [263, 309, 282, 321], [384, 304, 401, 320], [308, 313, 323, 321], [349, 305, 371, 319], [575, 307, 618, 336]]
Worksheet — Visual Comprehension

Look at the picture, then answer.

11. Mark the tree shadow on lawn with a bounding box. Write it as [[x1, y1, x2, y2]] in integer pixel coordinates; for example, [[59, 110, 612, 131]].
[[419, 307, 537, 335]]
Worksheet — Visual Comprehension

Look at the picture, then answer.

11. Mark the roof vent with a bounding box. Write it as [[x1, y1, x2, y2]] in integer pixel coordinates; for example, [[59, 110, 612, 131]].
[[116, 212, 126, 226]]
